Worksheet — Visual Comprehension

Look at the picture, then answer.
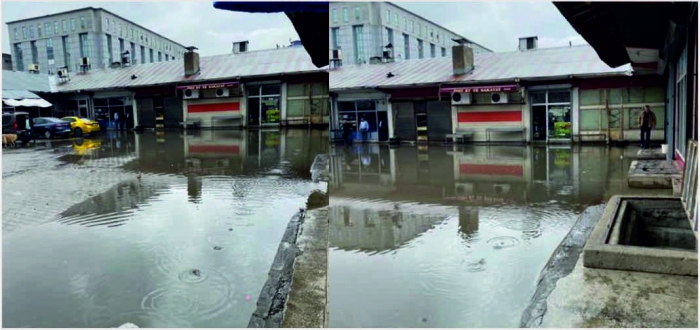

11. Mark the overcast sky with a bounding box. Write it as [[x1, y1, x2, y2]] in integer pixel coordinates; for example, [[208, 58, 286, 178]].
[[2, 1, 586, 56]]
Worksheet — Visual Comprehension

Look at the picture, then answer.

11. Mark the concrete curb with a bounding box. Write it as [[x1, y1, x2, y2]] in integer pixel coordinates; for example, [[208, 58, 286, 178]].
[[519, 204, 605, 328], [248, 211, 306, 328]]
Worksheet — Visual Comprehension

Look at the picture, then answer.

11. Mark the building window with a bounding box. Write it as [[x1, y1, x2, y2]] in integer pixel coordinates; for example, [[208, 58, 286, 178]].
[[54, 21, 59, 34], [105, 18, 109, 29], [130, 42, 135, 63], [44, 23, 50, 36], [354, 7, 360, 20], [29, 25, 35, 38], [441, 47, 446, 57], [158, 51, 162, 62], [62, 20, 67, 33], [332, 8, 337, 22], [403, 34, 410, 60], [79, 33, 89, 58], [80, 17, 86, 29], [30, 41, 38, 64], [286, 83, 329, 119], [394, 13, 398, 26], [386, 9, 390, 22], [46, 38, 54, 61], [331, 27, 340, 49], [342, 7, 348, 22], [149, 49, 154, 63], [119, 23, 122, 36], [131, 28, 134, 39], [404, 17, 407, 31], [246, 84, 282, 125], [112, 21, 115, 33], [14, 43, 23, 71], [70, 18, 75, 31], [37, 24, 42, 38], [22, 26, 27, 39], [140, 45, 145, 64], [13, 28, 18, 40], [430, 44, 435, 58], [119, 38, 125, 54], [62, 36, 70, 72], [417, 39, 423, 59], [352, 25, 364, 64], [386, 28, 393, 45], [106, 34, 113, 63], [411, 20, 414, 33]]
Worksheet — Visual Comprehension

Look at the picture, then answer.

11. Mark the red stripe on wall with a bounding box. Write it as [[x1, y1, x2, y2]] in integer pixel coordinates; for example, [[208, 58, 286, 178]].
[[457, 111, 522, 123], [459, 164, 523, 176], [188, 102, 240, 113], [188, 145, 240, 154]]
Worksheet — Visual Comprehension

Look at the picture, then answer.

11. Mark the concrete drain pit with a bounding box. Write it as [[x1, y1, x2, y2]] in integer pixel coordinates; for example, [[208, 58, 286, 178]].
[[583, 196, 697, 276], [627, 160, 682, 189]]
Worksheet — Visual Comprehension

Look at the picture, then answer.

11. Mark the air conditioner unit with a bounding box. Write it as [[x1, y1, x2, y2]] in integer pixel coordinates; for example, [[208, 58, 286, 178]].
[[183, 89, 200, 99], [493, 184, 511, 194], [214, 88, 229, 98], [490, 92, 508, 104], [330, 49, 342, 60], [27, 64, 40, 72], [451, 92, 471, 105], [80, 57, 90, 66], [57, 68, 68, 78], [455, 182, 474, 195]]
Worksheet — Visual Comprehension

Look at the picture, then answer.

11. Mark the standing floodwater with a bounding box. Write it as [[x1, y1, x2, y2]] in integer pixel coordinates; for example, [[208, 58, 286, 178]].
[[2, 129, 328, 328], [327, 144, 665, 328]]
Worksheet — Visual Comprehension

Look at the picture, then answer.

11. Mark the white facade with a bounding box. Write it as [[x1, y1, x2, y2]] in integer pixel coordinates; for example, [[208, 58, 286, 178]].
[[329, 1, 492, 64], [7, 7, 187, 74]]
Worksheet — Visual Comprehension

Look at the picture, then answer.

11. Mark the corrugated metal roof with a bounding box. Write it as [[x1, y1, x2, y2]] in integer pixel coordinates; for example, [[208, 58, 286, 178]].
[[329, 45, 633, 91], [54, 46, 327, 93], [1, 89, 44, 100], [2, 70, 52, 92]]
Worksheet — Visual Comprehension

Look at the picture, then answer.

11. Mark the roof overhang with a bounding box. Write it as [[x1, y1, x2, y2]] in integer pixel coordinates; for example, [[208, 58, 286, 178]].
[[553, 1, 683, 75]]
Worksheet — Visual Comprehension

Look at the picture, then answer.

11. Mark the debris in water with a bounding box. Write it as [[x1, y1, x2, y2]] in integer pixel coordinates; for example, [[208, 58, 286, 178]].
[[421, 318, 428, 323], [228, 228, 233, 231], [213, 246, 223, 251], [191, 269, 201, 277]]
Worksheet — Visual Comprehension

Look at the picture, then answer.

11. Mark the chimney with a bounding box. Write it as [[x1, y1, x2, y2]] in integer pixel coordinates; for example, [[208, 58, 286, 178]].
[[518, 36, 538, 51], [232, 41, 249, 54], [184, 46, 200, 76], [452, 43, 474, 76]]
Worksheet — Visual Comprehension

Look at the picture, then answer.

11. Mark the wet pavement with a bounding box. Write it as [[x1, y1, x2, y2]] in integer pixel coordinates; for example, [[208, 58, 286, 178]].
[[2, 129, 328, 328], [326, 144, 673, 328]]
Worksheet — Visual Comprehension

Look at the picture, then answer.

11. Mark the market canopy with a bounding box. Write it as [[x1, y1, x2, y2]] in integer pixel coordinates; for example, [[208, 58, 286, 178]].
[[2, 90, 53, 108]]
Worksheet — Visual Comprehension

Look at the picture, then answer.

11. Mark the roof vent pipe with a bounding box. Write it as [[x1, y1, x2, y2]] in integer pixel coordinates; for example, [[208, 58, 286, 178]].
[[184, 46, 200, 76]]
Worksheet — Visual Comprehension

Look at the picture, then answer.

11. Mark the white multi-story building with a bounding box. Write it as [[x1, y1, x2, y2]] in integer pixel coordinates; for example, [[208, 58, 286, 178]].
[[329, 1, 492, 64], [6, 7, 187, 73]]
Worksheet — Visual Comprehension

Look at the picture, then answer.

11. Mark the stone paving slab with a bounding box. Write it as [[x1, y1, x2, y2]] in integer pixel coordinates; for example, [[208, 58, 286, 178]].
[[627, 160, 682, 189], [541, 255, 698, 328], [634, 148, 666, 160]]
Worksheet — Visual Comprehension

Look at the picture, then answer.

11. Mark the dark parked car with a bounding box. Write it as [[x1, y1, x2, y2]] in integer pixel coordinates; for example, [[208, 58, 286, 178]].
[[32, 117, 73, 139], [2, 111, 35, 144]]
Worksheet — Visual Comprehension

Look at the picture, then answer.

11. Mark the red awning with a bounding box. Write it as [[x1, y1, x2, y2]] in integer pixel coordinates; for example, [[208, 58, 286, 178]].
[[440, 85, 517, 94]]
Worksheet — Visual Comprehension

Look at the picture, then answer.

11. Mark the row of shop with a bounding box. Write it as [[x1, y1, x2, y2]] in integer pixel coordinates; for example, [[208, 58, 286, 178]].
[[329, 43, 671, 145], [3, 46, 329, 130]]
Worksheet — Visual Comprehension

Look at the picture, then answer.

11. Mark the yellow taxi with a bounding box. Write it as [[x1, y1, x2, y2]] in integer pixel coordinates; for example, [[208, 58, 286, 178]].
[[60, 116, 101, 137], [72, 138, 102, 156]]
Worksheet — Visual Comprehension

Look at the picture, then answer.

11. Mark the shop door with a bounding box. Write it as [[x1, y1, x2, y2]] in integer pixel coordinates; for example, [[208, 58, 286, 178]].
[[377, 111, 389, 141], [248, 98, 260, 127], [163, 97, 183, 128], [426, 100, 451, 141], [531, 105, 547, 141], [137, 98, 156, 128], [394, 102, 416, 141]]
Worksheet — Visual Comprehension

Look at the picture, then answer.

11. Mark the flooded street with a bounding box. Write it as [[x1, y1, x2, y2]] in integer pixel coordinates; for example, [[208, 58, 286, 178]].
[[2, 129, 328, 328], [327, 144, 666, 328]]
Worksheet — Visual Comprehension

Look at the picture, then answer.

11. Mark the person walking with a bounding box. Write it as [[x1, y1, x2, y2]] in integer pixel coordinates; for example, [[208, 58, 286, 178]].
[[638, 105, 657, 149], [113, 111, 120, 131], [359, 117, 370, 143]]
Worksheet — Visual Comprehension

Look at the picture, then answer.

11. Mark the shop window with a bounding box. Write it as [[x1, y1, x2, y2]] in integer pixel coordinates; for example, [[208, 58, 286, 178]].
[[579, 90, 601, 105], [338, 101, 356, 112], [287, 100, 306, 117], [261, 84, 281, 96], [356, 100, 376, 111], [548, 90, 571, 103], [643, 87, 664, 103], [530, 91, 546, 104], [287, 84, 306, 97]]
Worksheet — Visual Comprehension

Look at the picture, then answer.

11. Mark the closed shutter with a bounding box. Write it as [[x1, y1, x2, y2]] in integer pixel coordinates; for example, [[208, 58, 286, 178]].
[[163, 97, 183, 128], [137, 98, 155, 128], [426, 100, 451, 141], [394, 102, 415, 141]]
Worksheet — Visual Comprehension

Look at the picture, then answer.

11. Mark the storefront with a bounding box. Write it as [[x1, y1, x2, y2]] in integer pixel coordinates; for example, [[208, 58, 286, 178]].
[[441, 84, 527, 143], [388, 87, 449, 143], [92, 90, 135, 130], [334, 90, 389, 142], [528, 88, 573, 142], [246, 83, 281, 127], [180, 81, 243, 129], [286, 82, 329, 126]]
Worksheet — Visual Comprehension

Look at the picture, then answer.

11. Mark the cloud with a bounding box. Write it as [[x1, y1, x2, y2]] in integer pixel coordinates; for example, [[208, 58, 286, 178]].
[[2, 1, 298, 57]]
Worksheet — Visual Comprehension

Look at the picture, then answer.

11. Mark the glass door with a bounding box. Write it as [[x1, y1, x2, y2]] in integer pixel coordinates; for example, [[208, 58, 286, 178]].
[[531, 105, 547, 141], [547, 105, 572, 139], [530, 89, 572, 142]]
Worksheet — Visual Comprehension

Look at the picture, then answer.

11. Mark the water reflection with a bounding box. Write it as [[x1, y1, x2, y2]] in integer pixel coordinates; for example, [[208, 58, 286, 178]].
[[2, 129, 328, 328], [328, 144, 665, 328]]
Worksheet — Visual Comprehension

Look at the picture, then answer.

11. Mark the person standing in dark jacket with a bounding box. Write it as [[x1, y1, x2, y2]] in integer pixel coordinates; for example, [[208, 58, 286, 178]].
[[638, 105, 657, 149]]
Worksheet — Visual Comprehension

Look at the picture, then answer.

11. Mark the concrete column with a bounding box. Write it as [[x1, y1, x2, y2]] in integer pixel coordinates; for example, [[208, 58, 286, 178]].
[[386, 95, 394, 137], [389, 147, 397, 183], [572, 87, 580, 141], [280, 82, 287, 124], [131, 93, 140, 127]]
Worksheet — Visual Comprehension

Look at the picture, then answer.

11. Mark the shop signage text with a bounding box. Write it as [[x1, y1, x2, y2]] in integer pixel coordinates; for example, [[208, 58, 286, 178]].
[[442, 85, 517, 94], [177, 82, 239, 91]]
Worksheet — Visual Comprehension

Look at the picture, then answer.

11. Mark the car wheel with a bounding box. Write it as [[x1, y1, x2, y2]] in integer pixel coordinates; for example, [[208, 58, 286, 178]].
[[74, 127, 83, 137], [44, 131, 52, 139]]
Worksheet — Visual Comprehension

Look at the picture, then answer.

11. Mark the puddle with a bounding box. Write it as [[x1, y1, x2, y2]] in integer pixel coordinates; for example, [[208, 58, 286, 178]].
[[327, 145, 672, 328], [2, 129, 329, 328]]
